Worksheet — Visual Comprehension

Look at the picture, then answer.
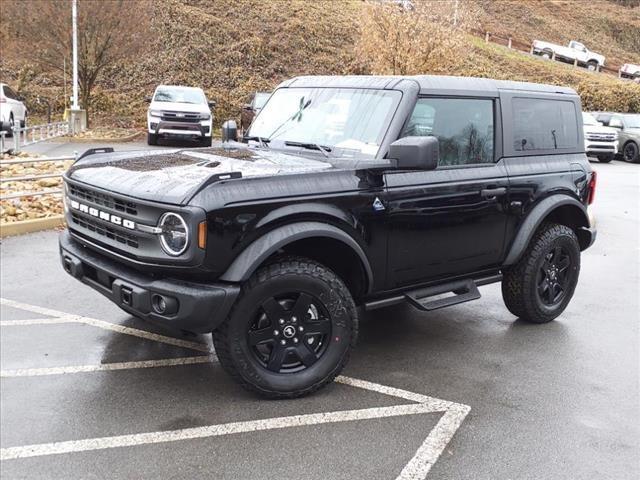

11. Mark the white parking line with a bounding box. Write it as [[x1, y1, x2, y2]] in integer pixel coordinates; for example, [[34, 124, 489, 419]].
[[0, 402, 439, 461], [0, 298, 211, 353], [0, 297, 471, 478], [0, 374, 470, 479], [0, 355, 215, 377], [0, 316, 77, 326]]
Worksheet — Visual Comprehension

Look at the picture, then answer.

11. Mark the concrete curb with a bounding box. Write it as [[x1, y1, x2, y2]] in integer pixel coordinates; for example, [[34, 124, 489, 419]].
[[59, 131, 145, 143], [0, 215, 65, 238]]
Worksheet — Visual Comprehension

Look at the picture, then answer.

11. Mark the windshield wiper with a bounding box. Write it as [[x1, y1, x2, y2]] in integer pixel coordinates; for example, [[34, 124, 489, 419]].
[[284, 141, 332, 158], [266, 97, 312, 141]]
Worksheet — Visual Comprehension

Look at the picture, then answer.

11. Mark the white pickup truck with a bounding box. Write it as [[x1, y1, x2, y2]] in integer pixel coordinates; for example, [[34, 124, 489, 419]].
[[532, 39, 605, 71], [620, 63, 640, 80]]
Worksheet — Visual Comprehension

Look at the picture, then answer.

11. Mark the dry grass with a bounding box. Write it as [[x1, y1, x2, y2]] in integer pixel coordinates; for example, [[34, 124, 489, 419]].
[[1, 0, 638, 129]]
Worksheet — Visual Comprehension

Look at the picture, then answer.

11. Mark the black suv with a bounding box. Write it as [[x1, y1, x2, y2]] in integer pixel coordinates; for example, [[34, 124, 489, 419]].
[[59, 75, 597, 398]]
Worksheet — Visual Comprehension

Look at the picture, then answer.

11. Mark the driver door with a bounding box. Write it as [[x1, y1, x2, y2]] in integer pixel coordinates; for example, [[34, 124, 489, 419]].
[[384, 96, 509, 289]]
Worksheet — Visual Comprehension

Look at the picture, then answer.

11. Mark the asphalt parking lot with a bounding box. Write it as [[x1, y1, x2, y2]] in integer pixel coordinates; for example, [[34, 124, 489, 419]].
[[1, 157, 638, 479]]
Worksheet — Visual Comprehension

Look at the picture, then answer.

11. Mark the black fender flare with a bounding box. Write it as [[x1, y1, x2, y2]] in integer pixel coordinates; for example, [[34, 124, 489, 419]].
[[219, 221, 374, 291], [503, 195, 590, 266]]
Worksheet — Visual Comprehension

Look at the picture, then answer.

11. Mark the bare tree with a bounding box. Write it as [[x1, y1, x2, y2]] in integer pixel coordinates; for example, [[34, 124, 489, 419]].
[[5, 0, 150, 125], [356, 0, 476, 76]]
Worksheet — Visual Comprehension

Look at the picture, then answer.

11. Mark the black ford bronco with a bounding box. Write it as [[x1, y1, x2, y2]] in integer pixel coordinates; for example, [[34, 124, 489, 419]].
[[60, 75, 597, 398]]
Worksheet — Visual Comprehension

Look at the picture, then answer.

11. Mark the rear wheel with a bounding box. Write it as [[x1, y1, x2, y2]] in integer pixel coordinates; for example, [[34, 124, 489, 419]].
[[587, 61, 598, 71], [147, 132, 158, 145], [541, 49, 553, 60], [7, 113, 15, 136], [623, 142, 639, 163], [502, 223, 580, 323], [213, 256, 358, 398]]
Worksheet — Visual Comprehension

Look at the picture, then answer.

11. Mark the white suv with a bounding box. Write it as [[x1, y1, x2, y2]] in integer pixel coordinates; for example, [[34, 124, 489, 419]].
[[146, 85, 214, 146], [0, 83, 27, 134], [582, 112, 618, 163]]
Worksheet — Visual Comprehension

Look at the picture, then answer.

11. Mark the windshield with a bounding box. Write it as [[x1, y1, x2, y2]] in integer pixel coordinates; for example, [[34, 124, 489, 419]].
[[254, 92, 270, 110], [248, 87, 402, 159], [153, 87, 205, 104], [582, 112, 601, 126], [623, 114, 640, 128]]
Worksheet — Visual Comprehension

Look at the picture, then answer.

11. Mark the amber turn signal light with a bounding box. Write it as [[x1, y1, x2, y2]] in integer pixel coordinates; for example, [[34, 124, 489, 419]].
[[198, 221, 207, 249]]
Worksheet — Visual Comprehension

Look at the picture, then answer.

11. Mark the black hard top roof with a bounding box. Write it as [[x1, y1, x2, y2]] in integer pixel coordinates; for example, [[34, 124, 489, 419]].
[[279, 75, 577, 97]]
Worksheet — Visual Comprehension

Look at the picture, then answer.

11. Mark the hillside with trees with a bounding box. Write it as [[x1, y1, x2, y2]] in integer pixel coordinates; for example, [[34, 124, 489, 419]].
[[0, 0, 638, 128]]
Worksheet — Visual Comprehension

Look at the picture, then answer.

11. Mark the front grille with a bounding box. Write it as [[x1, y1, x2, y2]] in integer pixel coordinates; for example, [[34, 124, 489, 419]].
[[160, 111, 201, 123], [69, 184, 138, 216], [586, 133, 616, 142], [71, 212, 139, 248]]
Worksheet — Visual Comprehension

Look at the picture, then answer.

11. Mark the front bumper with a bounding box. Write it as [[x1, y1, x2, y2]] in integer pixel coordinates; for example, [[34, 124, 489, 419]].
[[148, 116, 211, 138], [585, 140, 617, 156], [59, 230, 239, 333]]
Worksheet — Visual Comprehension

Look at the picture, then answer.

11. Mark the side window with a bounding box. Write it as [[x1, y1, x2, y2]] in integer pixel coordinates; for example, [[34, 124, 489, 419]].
[[4, 87, 15, 99], [402, 98, 494, 166], [512, 98, 578, 152]]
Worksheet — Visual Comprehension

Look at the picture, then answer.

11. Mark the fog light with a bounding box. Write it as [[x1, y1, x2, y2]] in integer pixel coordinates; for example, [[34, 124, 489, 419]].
[[151, 294, 178, 316], [152, 294, 166, 314]]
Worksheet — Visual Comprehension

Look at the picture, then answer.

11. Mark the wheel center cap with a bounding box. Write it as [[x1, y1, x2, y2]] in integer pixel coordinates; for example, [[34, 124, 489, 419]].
[[282, 325, 296, 339]]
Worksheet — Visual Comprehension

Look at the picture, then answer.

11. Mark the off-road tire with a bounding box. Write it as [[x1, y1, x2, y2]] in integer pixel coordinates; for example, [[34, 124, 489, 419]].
[[212, 256, 358, 399], [502, 223, 580, 323], [200, 136, 212, 147], [587, 61, 598, 71], [147, 132, 158, 146]]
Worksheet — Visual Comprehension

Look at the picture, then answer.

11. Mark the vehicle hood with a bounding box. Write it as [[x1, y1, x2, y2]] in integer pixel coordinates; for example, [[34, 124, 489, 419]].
[[148, 101, 209, 113], [66, 146, 333, 205], [584, 125, 618, 135]]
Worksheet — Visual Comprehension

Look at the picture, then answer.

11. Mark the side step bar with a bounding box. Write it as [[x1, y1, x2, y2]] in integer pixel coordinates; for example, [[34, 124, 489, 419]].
[[404, 279, 481, 311]]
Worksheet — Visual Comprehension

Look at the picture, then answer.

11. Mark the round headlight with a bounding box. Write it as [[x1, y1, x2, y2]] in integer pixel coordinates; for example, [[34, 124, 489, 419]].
[[159, 213, 189, 256]]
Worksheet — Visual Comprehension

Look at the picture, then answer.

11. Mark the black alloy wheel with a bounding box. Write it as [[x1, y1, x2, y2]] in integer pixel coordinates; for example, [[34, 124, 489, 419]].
[[536, 246, 572, 306], [247, 293, 332, 374], [623, 142, 639, 163], [212, 256, 357, 398]]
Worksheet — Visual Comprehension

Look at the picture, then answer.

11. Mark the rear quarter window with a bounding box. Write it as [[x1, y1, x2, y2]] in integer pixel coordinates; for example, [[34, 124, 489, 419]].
[[512, 98, 579, 152]]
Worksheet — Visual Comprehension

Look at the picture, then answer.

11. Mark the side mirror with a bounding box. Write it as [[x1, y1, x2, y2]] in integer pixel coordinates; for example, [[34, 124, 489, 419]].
[[208, 100, 216, 108], [144, 96, 152, 103], [221, 120, 238, 142], [389, 136, 439, 170]]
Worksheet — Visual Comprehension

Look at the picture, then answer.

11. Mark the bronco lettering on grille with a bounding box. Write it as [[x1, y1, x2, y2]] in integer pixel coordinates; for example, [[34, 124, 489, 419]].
[[70, 200, 136, 230]]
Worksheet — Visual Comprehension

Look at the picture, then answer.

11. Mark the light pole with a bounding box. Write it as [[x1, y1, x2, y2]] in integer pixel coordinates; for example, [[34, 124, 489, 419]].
[[71, 0, 78, 110]]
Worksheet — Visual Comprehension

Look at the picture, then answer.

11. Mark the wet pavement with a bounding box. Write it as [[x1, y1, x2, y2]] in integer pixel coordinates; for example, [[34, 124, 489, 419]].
[[0, 158, 638, 479]]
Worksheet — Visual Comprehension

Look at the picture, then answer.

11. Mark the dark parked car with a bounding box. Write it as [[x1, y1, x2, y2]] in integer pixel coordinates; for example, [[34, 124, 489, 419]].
[[59, 75, 596, 398], [240, 92, 270, 133], [594, 112, 640, 163]]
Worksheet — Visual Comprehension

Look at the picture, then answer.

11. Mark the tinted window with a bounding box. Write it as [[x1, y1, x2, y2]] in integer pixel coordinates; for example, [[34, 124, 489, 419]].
[[512, 98, 578, 151], [402, 98, 494, 166]]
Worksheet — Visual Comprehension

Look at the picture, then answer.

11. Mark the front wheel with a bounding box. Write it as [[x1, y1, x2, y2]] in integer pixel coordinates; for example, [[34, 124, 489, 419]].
[[597, 154, 613, 163], [213, 256, 358, 398], [200, 136, 212, 147], [147, 132, 158, 145], [502, 223, 581, 324]]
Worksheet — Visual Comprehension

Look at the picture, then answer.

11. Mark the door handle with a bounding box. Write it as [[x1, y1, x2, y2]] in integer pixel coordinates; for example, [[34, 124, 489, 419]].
[[480, 187, 507, 198]]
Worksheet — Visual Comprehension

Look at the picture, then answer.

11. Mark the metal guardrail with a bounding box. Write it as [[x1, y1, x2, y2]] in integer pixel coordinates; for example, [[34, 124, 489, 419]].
[[0, 154, 76, 201], [0, 121, 70, 154]]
